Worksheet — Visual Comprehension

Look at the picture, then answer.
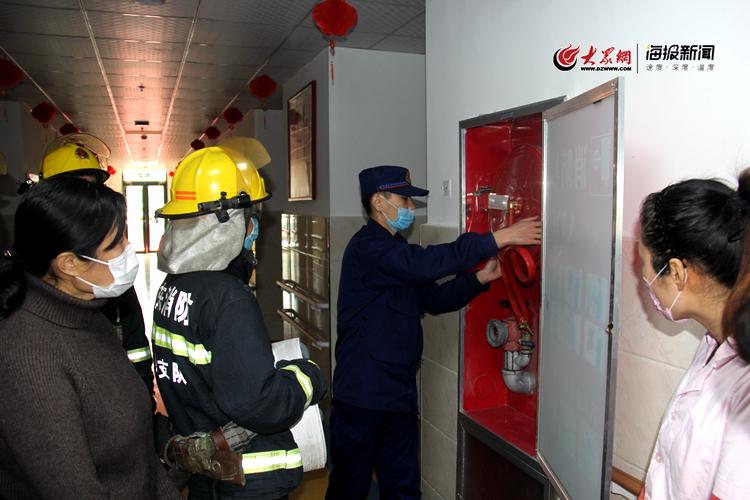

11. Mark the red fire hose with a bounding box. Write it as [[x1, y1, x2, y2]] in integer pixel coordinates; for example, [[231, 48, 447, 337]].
[[500, 245, 538, 325]]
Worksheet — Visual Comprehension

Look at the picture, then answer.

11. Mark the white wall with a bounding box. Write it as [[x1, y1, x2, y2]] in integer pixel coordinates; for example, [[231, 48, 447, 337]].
[[0, 101, 56, 248], [281, 47, 427, 217], [426, 0, 750, 238], [251, 109, 285, 212], [283, 49, 331, 217], [329, 48, 427, 217]]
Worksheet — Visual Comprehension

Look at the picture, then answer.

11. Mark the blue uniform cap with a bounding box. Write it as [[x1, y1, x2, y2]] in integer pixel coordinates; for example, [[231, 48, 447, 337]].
[[359, 166, 429, 197]]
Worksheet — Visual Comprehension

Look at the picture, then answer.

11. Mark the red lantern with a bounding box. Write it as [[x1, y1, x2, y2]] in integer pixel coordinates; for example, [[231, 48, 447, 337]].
[[222, 107, 243, 129], [191, 139, 205, 150], [249, 75, 277, 127], [31, 102, 56, 127], [204, 126, 221, 140], [0, 59, 23, 91], [59, 123, 80, 135], [313, 0, 358, 80], [0, 59, 23, 117], [249, 75, 277, 100]]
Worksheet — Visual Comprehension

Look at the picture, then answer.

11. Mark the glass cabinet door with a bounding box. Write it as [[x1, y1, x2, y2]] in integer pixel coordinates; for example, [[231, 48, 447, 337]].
[[147, 184, 165, 252], [126, 185, 145, 252], [537, 77, 624, 500]]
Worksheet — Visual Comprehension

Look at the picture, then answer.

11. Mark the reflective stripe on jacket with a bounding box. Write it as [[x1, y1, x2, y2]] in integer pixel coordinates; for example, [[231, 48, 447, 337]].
[[152, 270, 309, 498]]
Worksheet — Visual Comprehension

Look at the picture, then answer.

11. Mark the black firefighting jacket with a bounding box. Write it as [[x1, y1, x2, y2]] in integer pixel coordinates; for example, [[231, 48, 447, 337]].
[[100, 286, 154, 397], [152, 264, 326, 499]]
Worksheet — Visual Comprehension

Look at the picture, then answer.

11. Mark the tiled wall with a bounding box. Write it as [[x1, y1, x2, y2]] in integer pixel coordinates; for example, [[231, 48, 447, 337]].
[[614, 238, 702, 481], [415, 228, 703, 499], [418, 224, 462, 500]]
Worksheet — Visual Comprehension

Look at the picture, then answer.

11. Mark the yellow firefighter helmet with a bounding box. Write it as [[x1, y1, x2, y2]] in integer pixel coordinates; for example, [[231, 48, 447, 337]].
[[156, 137, 271, 219], [39, 133, 111, 181]]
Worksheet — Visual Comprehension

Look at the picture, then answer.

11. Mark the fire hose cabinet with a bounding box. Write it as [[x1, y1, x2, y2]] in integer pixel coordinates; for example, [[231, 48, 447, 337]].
[[457, 78, 624, 500]]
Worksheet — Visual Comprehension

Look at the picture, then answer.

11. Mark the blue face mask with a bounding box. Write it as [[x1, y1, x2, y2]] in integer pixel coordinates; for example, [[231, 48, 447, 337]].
[[244, 217, 259, 250], [380, 195, 414, 233]]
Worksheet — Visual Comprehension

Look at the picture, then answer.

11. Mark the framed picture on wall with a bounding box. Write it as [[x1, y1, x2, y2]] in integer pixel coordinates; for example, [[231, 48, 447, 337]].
[[287, 80, 316, 201]]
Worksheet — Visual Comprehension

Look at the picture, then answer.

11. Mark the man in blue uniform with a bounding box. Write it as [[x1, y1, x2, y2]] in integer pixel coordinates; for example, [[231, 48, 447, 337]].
[[326, 166, 542, 500]]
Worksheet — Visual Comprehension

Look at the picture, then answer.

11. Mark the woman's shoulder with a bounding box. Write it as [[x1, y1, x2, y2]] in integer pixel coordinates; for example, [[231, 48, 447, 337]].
[[0, 308, 72, 376]]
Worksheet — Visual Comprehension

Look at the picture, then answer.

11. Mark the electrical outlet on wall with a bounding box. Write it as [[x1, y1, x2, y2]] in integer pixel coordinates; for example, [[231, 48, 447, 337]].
[[442, 180, 451, 199]]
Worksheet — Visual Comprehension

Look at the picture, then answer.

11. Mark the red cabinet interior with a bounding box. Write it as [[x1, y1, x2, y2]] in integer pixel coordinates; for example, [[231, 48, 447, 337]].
[[462, 112, 544, 458]]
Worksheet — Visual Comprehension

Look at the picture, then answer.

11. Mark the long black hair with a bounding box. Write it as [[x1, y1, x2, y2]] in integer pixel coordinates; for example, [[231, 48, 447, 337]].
[[723, 170, 750, 362], [0, 176, 127, 319], [640, 171, 750, 361]]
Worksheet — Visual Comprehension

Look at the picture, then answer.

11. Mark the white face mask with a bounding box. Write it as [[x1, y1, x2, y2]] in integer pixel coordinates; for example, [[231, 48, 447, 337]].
[[643, 263, 689, 324], [77, 244, 139, 298]]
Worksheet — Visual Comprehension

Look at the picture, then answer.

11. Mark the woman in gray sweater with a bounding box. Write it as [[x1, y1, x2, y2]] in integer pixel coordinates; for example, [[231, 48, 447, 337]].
[[0, 176, 181, 500]]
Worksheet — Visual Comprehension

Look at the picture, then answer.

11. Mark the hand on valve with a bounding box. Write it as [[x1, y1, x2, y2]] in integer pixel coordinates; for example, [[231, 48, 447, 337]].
[[476, 256, 502, 285], [492, 216, 542, 249]]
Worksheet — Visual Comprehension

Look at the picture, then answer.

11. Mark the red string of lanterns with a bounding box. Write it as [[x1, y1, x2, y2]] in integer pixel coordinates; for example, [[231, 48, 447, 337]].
[[187, 2, 358, 151]]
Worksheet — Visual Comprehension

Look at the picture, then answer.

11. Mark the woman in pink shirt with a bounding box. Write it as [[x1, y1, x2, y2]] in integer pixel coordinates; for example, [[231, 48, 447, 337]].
[[638, 170, 750, 500]]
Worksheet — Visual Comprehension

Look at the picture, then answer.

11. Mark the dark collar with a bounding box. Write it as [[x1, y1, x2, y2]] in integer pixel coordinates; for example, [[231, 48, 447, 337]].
[[21, 274, 107, 329], [366, 217, 406, 242]]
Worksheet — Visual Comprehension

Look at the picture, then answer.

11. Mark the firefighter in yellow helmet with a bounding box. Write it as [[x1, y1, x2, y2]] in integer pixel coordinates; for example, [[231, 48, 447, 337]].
[[17, 133, 112, 194], [40, 133, 111, 182], [152, 138, 327, 500]]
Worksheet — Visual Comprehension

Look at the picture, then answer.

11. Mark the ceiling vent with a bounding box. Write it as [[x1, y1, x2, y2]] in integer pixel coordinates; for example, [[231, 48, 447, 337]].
[[135, 120, 150, 126], [129, 0, 165, 5]]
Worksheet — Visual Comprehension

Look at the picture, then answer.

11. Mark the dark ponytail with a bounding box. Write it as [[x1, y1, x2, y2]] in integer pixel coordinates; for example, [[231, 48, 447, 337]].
[[640, 177, 744, 289], [722, 169, 750, 362], [0, 176, 126, 319]]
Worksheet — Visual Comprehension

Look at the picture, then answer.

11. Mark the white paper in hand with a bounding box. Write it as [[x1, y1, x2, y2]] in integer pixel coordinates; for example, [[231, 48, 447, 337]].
[[272, 338, 326, 472]]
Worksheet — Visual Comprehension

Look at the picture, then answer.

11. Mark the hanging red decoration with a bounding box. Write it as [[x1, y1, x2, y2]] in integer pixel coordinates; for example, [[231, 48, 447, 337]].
[[31, 102, 56, 127], [248, 75, 277, 128], [222, 107, 243, 129], [59, 123, 80, 135], [107, 165, 117, 176], [191, 139, 205, 150], [204, 126, 221, 140], [312, 0, 358, 80], [0, 59, 23, 118], [248, 75, 277, 100], [0, 59, 23, 91]]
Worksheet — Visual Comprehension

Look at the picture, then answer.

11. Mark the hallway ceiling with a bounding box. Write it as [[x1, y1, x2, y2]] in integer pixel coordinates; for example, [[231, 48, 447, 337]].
[[0, 0, 424, 171]]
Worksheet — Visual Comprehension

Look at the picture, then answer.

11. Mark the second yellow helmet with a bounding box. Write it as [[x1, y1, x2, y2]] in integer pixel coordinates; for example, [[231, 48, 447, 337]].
[[39, 133, 111, 181], [156, 138, 271, 219]]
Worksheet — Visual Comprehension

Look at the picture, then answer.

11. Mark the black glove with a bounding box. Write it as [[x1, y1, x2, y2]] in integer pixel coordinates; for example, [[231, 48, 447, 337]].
[[276, 358, 328, 407]]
